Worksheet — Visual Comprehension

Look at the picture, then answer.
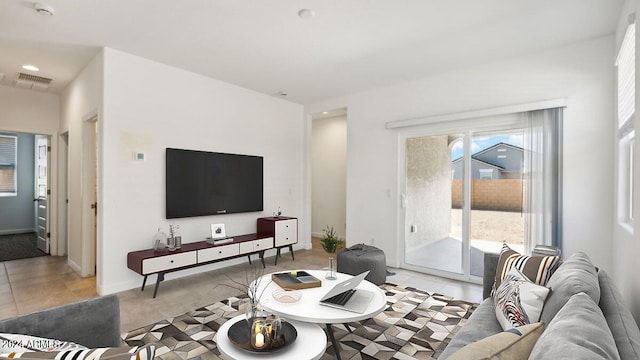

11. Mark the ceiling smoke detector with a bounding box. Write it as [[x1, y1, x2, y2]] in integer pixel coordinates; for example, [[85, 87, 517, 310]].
[[33, 2, 55, 16]]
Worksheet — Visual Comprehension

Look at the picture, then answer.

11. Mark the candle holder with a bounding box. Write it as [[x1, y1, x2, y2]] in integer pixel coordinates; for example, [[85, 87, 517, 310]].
[[249, 314, 284, 350], [250, 318, 268, 350], [228, 313, 297, 353]]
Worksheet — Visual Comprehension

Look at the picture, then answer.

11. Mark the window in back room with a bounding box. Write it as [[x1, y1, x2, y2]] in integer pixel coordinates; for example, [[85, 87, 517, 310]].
[[0, 134, 17, 196]]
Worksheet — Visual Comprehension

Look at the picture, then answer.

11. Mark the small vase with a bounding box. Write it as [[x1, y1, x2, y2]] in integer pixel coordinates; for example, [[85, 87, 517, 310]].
[[326, 256, 337, 280], [245, 299, 264, 322]]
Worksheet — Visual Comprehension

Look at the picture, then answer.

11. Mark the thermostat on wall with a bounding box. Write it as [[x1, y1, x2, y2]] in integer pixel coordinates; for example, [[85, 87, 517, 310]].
[[134, 152, 145, 161]]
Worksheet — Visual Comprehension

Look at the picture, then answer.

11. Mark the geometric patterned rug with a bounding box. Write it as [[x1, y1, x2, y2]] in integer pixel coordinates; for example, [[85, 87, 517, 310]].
[[121, 283, 478, 360]]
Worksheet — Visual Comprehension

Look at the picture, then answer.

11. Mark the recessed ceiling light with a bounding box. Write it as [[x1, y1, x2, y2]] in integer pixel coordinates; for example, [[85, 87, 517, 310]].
[[22, 65, 39, 71], [33, 2, 55, 16], [298, 9, 315, 20], [322, 112, 329, 115], [278, 91, 288, 96]]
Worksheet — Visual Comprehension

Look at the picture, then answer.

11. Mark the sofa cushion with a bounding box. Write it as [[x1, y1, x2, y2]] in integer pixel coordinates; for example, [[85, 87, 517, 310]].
[[0, 295, 121, 348], [529, 292, 620, 360], [598, 269, 640, 360], [494, 267, 549, 330], [493, 244, 559, 294], [539, 251, 599, 325], [438, 299, 503, 359], [0, 344, 156, 360], [446, 322, 544, 360]]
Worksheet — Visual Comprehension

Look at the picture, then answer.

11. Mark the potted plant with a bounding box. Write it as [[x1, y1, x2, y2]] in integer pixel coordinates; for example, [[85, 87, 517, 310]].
[[320, 226, 344, 280]]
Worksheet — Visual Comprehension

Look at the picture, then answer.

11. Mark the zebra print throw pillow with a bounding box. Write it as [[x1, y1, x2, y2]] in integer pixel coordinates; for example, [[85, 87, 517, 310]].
[[494, 267, 550, 330]]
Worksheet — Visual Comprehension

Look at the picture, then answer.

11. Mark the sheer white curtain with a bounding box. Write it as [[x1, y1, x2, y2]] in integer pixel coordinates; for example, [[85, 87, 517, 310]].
[[521, 108, 562, 252]]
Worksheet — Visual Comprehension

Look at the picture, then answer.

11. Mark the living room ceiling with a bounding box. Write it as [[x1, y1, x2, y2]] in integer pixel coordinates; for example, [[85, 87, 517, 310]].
[[0, 0, 624, 105]]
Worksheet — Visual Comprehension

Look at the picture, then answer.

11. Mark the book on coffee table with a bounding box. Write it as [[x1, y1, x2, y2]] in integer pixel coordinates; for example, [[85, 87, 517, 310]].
[[272, 271, 322, 290]]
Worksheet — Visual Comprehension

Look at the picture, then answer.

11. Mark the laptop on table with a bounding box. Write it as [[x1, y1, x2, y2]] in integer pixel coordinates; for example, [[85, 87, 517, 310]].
[[319, 271, 374, 313]]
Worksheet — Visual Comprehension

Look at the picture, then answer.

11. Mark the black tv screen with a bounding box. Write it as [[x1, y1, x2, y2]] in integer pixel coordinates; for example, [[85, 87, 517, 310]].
[[165, 148, 263, 219]]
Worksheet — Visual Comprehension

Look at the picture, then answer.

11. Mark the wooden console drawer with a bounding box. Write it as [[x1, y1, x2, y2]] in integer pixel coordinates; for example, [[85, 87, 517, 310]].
[[240, 237, 273, 254], [198, 244, 240, 263], [142, 252, 196, 274]]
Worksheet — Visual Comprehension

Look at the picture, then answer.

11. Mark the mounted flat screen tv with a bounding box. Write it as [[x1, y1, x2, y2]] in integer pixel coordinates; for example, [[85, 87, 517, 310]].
[[165, 148, 263, 219]]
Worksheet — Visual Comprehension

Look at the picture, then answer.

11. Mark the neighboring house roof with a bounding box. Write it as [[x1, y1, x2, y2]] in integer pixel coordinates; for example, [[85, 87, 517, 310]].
[[451, 157, 504, 170], [472, 142, 524, 158], [452, 142, 523, 170]]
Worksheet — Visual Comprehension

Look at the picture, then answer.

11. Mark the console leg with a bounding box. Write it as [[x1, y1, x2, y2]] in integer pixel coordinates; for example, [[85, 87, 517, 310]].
[[153, 273, 165, 298], [325, 324, 342, 360], [260, 251, 266, 268], [141, 275, 148, 292], [247, 255, 252, 265], [289, 245, 294, 261], [274, 248, 281, 265]]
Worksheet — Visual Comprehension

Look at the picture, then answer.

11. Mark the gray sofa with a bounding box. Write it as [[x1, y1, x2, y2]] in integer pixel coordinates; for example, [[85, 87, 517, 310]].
[[440, 252, 640, 359], [0, 294, 121, 348]]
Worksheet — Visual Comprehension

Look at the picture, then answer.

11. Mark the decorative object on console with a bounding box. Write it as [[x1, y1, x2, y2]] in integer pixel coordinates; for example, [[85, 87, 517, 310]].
[[208, 223, 233, 245], [211, 223, 226, 239], [168, 223, 181, 250], [152, 228, 167, 251], [320, 225, 344, 280]]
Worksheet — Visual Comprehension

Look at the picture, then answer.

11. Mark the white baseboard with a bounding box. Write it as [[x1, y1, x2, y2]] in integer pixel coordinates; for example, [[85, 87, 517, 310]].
[[67, 258, 82, 274]]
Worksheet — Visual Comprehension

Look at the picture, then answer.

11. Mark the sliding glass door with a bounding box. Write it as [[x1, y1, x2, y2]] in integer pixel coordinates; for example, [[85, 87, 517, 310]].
[[403, 133, 466, 275], [400, 109, 561, 282]]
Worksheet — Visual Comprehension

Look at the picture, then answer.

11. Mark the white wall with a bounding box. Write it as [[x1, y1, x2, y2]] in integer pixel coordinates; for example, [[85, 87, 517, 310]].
[[0, 85, 59, 135], [60, 51, 104, 274], [311, 115, 347, 238], [97, 48, 305, 294], [613, 0, 640, 322], [307, 36, 615, 276]]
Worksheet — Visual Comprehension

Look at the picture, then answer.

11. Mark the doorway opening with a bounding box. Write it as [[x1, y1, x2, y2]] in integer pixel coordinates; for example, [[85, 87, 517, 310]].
[[0, 131, 49, 262], [311, 107, 347, 253]]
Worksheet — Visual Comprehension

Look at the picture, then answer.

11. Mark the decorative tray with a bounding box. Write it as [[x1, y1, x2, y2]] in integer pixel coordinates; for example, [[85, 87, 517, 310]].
[[271, 271, 322, 290], [228, 319, 297, 353]]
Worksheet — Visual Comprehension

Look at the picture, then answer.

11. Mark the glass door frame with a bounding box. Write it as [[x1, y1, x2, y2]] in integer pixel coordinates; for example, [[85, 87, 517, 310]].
[[397, 114, 526, 284]]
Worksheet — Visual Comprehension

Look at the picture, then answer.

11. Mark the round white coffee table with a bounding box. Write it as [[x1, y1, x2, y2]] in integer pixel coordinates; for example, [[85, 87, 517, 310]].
[[216, 315, 326, 360], [257, 270, 387, 360]]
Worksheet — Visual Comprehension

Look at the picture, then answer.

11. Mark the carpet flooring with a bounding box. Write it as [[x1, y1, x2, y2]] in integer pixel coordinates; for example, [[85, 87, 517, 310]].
[[0, 233, 47, 262], [121, 283, 478, 360]]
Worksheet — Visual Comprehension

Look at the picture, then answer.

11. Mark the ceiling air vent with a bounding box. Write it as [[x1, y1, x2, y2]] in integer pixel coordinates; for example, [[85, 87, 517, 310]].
[[18, 72, 52, 85]]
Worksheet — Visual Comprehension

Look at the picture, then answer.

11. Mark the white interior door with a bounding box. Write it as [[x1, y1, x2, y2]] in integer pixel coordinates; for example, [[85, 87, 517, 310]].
[[35, 135, 50, 253]]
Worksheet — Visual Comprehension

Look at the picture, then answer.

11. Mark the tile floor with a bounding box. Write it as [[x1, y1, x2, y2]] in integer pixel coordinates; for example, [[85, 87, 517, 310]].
[[0, 239, 483, 333]]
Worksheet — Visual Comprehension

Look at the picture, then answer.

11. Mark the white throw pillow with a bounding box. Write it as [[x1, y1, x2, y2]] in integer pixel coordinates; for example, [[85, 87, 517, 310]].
[[494, 267, 550, 330]]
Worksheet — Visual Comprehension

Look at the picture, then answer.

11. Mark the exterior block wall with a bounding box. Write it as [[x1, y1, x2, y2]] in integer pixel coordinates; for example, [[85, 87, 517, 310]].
[[451, 179, 523, 212]]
